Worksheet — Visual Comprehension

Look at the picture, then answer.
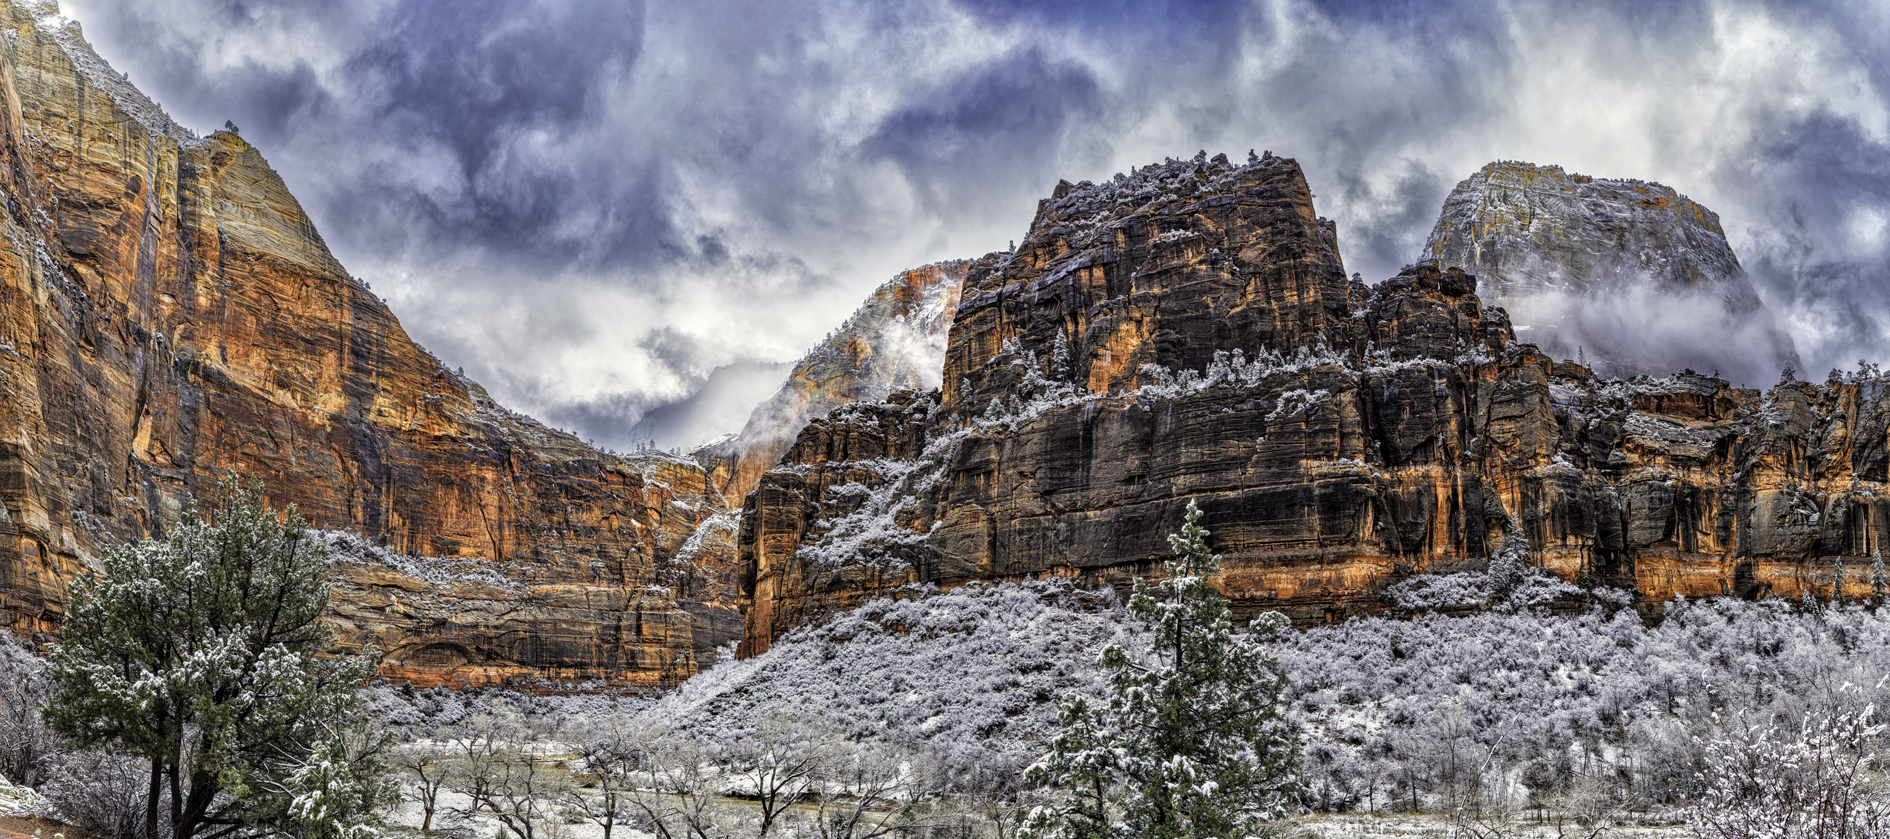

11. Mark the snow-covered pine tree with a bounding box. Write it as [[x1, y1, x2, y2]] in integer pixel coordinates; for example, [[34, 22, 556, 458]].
[[44, 475, 387, 839], [1022, 500, 1300, 839], [1872, 549, 1888, 609], [1485, 516, 1529, 606]]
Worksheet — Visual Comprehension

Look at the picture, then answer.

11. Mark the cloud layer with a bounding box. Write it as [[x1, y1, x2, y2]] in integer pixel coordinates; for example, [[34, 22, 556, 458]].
[[57, 0, 1890, 445]]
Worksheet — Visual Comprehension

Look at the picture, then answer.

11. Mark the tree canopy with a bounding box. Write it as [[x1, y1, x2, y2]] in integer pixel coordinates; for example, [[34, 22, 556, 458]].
[[44, 476, 387, 839]]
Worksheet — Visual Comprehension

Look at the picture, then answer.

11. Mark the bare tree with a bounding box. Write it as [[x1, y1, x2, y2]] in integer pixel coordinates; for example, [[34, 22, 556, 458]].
[[448, 705, 571, 839], [726, 711, 837, 837], [560, 714, 640, 839], [624, 725, 728, 839], [940, 756, 1032, 839], [814, 740, 940, 839], [392, 740, 453, 834]]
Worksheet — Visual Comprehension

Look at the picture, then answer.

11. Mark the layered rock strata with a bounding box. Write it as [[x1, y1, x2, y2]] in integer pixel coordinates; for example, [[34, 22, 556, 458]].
[[0, 3, 737, 686], [739, 151, 1889, 655]]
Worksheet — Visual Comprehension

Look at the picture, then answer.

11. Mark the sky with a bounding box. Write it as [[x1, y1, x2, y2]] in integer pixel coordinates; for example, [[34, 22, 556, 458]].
[[53, 0, 1890, 450]]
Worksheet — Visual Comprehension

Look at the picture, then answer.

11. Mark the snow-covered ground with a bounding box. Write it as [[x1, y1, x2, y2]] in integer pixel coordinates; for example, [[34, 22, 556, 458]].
[[1299, 812, 1690, 838]]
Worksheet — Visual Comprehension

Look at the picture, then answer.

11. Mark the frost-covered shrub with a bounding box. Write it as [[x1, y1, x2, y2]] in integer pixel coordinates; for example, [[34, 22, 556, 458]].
[[1689, 680, 1890, 838], [38, 750, 162, 839], [643, 578, 1134, 779], [363, 682, 649, 740], [1383, 567, 1595, 612], [1278, 597, 1890, 814], [0, 632, 56, 788], [320, 531, 526, 601]]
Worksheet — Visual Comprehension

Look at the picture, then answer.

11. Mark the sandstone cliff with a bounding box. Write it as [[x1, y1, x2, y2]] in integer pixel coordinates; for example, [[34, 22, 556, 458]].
[[739, 151, 1886, 655], [1422, 161, 1798, 382], [708, 261, 966, 502], [0, 3, 737, 687]]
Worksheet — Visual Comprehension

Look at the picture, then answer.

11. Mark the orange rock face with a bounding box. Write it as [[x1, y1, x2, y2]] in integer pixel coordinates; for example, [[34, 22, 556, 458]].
[[739, 152, 1890, 656], [0, 5, 737, 687]]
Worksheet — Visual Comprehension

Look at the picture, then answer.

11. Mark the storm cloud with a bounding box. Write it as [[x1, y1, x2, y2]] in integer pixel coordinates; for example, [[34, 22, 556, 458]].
[[55, 0, 1890, 447]]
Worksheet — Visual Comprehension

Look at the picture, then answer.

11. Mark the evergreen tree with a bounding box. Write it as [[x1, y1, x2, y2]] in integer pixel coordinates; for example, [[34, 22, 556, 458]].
[[1023, 500, 1300, 839], [1872, 549, 1889, 609], [44, 476, 388, 839], [1485, 516, 1529, 606]]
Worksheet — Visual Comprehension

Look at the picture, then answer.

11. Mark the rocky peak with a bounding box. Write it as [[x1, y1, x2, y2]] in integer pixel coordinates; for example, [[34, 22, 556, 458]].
[[738, 150, 1890, 658], [942, 151, 1351, 423], [0, 1, 738, 687], [1422, 160, 1798, 381], [707, 259, 969, 502]]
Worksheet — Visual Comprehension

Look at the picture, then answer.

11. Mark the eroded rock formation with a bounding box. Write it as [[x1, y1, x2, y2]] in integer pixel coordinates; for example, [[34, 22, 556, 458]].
[[1423, 160, 1798, 381], [739, 151, 1889, 655], [0, 3, 737, 687], [708, 262, 966, 503]]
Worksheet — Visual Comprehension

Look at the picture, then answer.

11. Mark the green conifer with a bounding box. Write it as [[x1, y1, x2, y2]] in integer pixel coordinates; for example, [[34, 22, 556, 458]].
[[1023, 500, 1300, 838]]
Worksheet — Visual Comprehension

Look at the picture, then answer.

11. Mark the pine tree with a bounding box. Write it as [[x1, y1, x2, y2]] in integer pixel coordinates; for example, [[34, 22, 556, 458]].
[[1871, 549, 1888, 609], [1023, 500, 1300, 839], [44, 476, 388, 839], [1485, 516, 1529, 606]]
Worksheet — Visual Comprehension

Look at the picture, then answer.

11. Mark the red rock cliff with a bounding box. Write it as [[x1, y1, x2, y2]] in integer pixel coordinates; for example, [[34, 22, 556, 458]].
[[0, 4, 738, 687], [739, 152, 1890, 655]]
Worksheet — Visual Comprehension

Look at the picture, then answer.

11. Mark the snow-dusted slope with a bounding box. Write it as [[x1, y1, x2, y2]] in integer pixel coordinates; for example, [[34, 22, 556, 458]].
[[706, 259, 974, 501]]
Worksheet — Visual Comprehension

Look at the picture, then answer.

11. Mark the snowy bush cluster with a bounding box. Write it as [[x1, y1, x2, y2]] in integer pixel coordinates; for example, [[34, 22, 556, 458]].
[[341, 580, 1136, 837], [1279, 595, 1890, 819], [650, 579, 1132, 774], [361, 682, 651, 741], [1135, 345, 1350, 401], [1036, 150, 1292, 249], [1381, 567, 1593, 613], [797, 455, 943, 572], [625, 577, 1890, 828]]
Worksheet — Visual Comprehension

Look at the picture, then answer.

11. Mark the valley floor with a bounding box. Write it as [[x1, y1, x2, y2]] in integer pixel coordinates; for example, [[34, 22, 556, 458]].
[[1300, 812, 1690, 838]]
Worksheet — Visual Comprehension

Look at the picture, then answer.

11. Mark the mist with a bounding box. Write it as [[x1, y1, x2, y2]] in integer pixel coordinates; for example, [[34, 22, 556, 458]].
[[1506, 280, 1800, 389]]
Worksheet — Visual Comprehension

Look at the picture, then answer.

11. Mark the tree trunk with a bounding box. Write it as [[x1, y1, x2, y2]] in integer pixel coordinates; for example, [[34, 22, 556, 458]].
[[145, 758, 162, 839], [168, 761, 184, 839], [176, 767, 219, 839]]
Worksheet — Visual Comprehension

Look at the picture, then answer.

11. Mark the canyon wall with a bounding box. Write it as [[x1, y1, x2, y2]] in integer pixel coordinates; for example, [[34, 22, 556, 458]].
[[0, 3, 737, 687], [739, 152, 1890, 655]]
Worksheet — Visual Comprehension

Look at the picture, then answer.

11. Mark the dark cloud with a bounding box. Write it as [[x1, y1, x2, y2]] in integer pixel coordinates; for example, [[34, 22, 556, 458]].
[[51, 0, 1890, 448], [862, 47, 1105, 208], [1730, 109, 1890, 378]]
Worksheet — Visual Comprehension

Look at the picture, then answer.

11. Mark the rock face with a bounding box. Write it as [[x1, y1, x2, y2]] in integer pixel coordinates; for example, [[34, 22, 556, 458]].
[[1422, 161, 1798, 382], [0, 3, 737, 687], [709, 261, 966, 503], [739, 151, 1890, 655]]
